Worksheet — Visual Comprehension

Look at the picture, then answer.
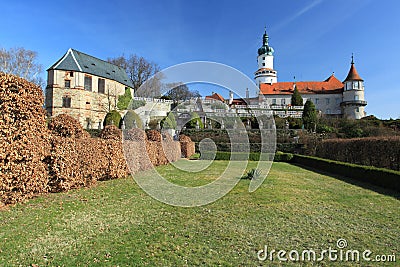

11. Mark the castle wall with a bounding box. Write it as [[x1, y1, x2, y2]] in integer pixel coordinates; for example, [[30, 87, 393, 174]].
[[262, 93, 343, 115]]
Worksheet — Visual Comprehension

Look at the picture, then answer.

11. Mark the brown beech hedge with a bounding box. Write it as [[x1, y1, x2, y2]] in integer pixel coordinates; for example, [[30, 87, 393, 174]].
[[0, 73, 51, 204], [179, 134, 195, 158], [0, 73, 195, 205]]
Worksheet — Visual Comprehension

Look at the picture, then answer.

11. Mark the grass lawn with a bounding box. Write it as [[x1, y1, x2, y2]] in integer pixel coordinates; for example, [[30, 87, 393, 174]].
[[0, 161, 398, 266]]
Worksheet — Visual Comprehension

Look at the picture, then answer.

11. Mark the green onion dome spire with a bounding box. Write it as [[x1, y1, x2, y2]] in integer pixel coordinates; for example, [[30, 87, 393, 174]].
[[258, 28, 274, 56]]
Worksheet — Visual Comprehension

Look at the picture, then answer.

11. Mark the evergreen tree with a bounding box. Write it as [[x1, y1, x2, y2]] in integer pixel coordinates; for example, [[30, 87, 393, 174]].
[[302, 99, 317, 131], [123, 110, 143, 129], [117, 87, 132, 110], [103, 110, 122, 128], [186, 112, 204, 129], [161, 112, 177, 129], [291, 85, 303, 106]]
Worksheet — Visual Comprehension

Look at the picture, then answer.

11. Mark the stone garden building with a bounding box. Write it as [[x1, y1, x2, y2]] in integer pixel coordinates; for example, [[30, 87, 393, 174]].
[[45, 48, 134, 129]]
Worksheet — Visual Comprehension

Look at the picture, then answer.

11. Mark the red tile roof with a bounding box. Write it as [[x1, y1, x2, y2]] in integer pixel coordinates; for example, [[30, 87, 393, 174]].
[[260, 74, 344, 95], [231, 99, 246, 105], [205, 93, 225, 101], [343, 63, 363, 82]]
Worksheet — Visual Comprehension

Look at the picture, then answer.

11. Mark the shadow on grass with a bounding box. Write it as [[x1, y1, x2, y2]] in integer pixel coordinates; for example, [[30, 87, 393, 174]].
[[291, 163, 400, 200]]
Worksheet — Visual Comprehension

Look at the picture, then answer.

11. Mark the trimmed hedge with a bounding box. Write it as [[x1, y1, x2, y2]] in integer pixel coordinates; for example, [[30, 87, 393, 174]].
[[0, 73, 51, 205], [201, 151, 261, 161], [200, 151, 293, 162], [124, 110, 143, 129], [85, 129, 102, 138], [276, 143, 303, 153], [274, 151, 294, 162], [316, 137, 400, 171], [103, 110, 122, 128], [183, 129, 301, 154], [292, 154, 400, 192], [194, 142, 290, 153], [182, 129, 262, 143]]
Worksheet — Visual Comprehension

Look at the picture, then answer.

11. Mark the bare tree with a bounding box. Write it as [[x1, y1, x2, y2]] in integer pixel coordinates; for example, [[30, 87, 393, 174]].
[[108, 54, 161, 97], [135, 72, 164, 98], [0, 47, 44, 87], [164, 83, 201, 103], [96, 84, 119, 114]]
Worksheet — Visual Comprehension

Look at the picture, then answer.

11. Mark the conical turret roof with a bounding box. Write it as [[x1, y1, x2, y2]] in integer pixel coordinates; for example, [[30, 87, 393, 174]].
[[343, 57, 363, 82]]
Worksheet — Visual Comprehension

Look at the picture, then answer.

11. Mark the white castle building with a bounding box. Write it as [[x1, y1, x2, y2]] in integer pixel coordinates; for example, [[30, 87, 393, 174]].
[[254, 29, 367, 119]]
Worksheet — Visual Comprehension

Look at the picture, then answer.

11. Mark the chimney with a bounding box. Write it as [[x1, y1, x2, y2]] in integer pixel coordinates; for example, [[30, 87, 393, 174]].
[[246, 88, 249, 99]]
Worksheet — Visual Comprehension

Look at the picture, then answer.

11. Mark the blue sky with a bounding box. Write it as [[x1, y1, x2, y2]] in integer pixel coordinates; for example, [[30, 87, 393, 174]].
[[1, 0, 399, 119]]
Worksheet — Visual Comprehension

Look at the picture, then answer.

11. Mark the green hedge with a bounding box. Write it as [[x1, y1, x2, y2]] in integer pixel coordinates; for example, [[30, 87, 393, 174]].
[[200, 151, 293, 162], [194, 142, 262, 153], [194, 142, 300, 153], [274, 151, 294, 162], [181, 129, 262, 143], [316, 137, 400, 171], [200, 151, 261, 161], [85, 129, 102, 138], [103, 110, 122, 128], [292, 154, 400, 192]]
